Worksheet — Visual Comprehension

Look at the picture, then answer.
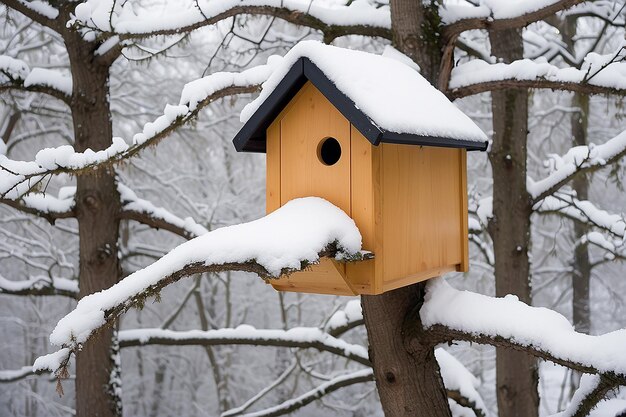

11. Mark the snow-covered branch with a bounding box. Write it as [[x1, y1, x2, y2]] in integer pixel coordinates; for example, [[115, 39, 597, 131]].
[[323, 300, 364, 337], [0, 187, 76, 223], [35, 198, 371, 375], [421, 279, 626, 385], [0, 63, 271, 197], [0, 274, 78, 298], [239, 369, 373, 417], [535, 192, 625, 240], [448, 47, 626, 99], [554, 374, 620, 417], [68, 0, 391, 44], [2, 0, 60, 29], [118, 326, 370, 366], [529, 129, 626, 203], [441, 0, 583, 41], [118, 183, 208, 240], [0, 366, 36, 383], [0, 56, 71, 103]]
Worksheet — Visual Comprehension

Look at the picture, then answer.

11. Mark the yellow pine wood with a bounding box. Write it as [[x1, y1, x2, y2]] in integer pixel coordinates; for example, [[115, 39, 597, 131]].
[[263, 82, 469, 295]]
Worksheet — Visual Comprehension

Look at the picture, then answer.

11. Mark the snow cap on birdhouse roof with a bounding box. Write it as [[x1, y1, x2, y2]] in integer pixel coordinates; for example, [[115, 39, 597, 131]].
[[233, 41, 488, 153]]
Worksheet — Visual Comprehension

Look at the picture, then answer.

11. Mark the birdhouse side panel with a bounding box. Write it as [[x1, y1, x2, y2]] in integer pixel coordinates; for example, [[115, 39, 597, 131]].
[[380, 144, 465, 292]]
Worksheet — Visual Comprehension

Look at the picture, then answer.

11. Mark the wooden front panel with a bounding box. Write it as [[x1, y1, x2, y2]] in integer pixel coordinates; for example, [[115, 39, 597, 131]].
[[267, 82, 354, 295], [266, 119, 281, 214], [279, 83, 351, 214], [380, 144, 464, 292]]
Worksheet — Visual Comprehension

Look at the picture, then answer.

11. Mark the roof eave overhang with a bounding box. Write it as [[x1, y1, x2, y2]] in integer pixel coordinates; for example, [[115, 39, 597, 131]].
[[233, 57, 488, 153]]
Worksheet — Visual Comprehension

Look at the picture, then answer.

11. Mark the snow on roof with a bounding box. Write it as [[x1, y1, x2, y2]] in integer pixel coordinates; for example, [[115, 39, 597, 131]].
[[238, 41, 487, 150]]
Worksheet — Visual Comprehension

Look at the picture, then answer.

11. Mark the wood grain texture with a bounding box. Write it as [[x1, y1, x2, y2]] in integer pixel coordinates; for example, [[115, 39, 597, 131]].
[[380, 144, 463, 288], [459, 149, 469, 272], [265, 83, 469, 295], [266, 119, 281, 214], [268, 82, 352, 294]]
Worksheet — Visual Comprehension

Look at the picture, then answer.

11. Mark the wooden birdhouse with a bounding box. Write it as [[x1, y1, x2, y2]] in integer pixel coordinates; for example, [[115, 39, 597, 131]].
[[233, 42, 488, 296]]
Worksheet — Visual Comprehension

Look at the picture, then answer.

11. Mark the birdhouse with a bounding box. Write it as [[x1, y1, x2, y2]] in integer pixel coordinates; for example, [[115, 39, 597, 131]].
[[233, 42, 488, 296]]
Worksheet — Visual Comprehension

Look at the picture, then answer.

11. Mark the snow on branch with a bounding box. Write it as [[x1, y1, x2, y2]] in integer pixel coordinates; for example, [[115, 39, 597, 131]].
[[529, 129, 626, 203], [35, 198, 371, 374], [441, 0, 584, 40], [562, 1, 626, 27], [535, 192, 626, 240], [553, 374, 620, 417], [0, 55, 71, 102], [0, 186, 75, 223], [118, 183, 208, 240], [0, 366, 36, 383], [0, 63, 273, 197], [323, 299, 364, 337], [2, 0, 60, 29], [119, 326, 370, 365], [67, 0, 391, 43], [239, 369, 373, 417], [436, 349, 488, 417], [0, 274, 78, 298], [421, 278, 626, 385], [448, 46, 626, 99]]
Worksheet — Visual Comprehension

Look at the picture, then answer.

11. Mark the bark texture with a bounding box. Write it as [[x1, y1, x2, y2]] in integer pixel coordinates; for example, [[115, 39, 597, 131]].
[[362, 284, 452, 417], [488, 28, 539, 417], [571, 92, 591, 335], [63, 27, 122, 417]]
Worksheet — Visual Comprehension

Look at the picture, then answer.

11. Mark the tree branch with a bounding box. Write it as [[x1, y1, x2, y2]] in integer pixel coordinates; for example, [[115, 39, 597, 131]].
[[441, 0, 584, 42], [420, 279, 626, 388], [118, 327, 370, 366], [1, 0, 60, 30], [0, 194, 75, 224], [118, 183, 208, 240], [449, 78, 624, 99], [0, 274, 78, 298], [238, 369, 373, 417], [0, 77, 260, 197], [529, 130, 626, 203], [1, 56, 72, 104], [69, 3, 391, 44], [557, 374, 621, 417], [0, 366, 36, 383]]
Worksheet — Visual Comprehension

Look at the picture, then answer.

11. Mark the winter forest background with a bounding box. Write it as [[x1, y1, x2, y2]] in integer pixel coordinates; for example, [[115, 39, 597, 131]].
[[1, 0, 625, 416]]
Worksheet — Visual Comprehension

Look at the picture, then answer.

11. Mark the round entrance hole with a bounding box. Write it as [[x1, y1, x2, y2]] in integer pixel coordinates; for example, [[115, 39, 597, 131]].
[[318, 137, 342, 166]]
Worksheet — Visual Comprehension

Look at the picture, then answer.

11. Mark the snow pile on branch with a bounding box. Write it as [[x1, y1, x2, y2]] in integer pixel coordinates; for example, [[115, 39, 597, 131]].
[[44, 197, 361, 353], [0, 55, 72, 96], [0, 274, 78, 295], [0, 62, 274, 191], [242, 41, 487, 143], [441, 0, 594, 24], [435, 349, 488, 416], [118, 183, 208, 238], [421, 278, 626, 377], [450, 47, 626, 91], [68, 0, 390, 39], [536, 193, 626, 240], [528, 129, 626, 200]]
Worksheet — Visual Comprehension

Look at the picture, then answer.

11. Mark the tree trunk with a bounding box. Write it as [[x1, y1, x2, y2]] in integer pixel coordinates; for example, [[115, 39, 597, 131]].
[[360, 2, 451, 416], [571, 92, 591, 335], [362, 284, 451, 417], [63, 28, 122, 417], [488, 28, 539, 417]]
